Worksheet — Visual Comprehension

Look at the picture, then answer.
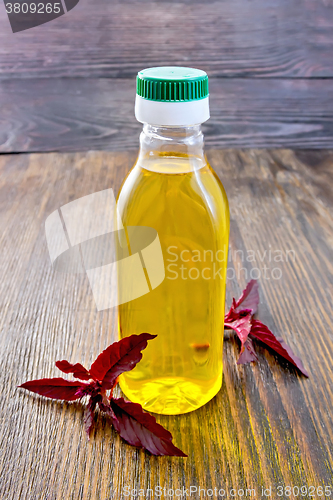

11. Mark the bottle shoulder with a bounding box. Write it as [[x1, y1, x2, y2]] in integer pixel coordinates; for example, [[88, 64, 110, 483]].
[[117, 159, 228, 201], [116, 161, 229, 239]]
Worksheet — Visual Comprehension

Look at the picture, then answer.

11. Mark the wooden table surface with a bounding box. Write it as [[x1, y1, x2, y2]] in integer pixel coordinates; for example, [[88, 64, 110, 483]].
[[0, 149, 332, 499]]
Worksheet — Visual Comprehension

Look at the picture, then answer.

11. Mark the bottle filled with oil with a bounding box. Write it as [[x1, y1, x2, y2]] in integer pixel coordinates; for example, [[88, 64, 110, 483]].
[[116, 67, 229, 415]]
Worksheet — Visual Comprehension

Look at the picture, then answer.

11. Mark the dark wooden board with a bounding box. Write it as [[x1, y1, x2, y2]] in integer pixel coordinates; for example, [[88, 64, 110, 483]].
[[0, 0, 333, 78], [1, 77, 333, 152], [0, 149, 332, 499]]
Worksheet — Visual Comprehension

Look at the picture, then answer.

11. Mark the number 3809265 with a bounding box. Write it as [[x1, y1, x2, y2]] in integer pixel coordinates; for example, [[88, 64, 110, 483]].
[[5, 3, 62, 14]]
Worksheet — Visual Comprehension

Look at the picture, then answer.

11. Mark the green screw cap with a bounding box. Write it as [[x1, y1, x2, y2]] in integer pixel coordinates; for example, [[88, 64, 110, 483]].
[[137, 66, 209, 103]]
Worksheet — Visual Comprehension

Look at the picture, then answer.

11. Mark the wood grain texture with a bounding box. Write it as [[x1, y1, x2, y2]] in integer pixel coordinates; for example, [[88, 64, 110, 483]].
[[0, 149, 332, 499], [1, 77, 333, 152], [0, 0, 333, 78], [1, 0, 333, 149]]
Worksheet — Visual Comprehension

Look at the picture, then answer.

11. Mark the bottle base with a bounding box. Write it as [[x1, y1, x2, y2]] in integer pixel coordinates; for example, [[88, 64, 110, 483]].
[[118, 374, 222, 415]]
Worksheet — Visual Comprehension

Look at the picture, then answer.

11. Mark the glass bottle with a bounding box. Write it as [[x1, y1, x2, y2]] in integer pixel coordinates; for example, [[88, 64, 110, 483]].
[[116, 67, 229, 415]]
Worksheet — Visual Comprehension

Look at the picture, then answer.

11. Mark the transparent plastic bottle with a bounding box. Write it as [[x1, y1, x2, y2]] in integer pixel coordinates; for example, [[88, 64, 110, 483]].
[[116, 67, 229, 415]]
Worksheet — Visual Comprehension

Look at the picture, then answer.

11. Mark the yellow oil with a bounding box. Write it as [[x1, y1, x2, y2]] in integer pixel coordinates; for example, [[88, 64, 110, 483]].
[[116, 154, 229, 414]]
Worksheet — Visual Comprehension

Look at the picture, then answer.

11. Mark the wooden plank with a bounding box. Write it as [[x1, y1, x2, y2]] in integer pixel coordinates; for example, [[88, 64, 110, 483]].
[[0, 149, 332, 499], [0, 77, 333, 151], [0, 0, 333, 78]]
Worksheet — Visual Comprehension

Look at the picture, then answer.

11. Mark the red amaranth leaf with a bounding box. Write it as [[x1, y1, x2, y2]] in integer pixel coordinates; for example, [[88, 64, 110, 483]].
[[250, 320, 309, 377], [225, 312, 252, 349], [109, 397, 187, 457], [19, 334, 187, 456], [225, 279, 259, 325], [84, 397, 99, 439], [224, 280, 307, 375], [234, 279, 259, 314], [55, 360, 91, 381], [224, 305, 242, 324], [90, 333, 157, 390], [18, 378, 88, 401], [237, 337, 258, 364]]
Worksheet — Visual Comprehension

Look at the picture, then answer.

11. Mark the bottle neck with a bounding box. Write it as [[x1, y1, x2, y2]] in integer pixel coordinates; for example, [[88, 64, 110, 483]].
[[137, 124, 206, 173]]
